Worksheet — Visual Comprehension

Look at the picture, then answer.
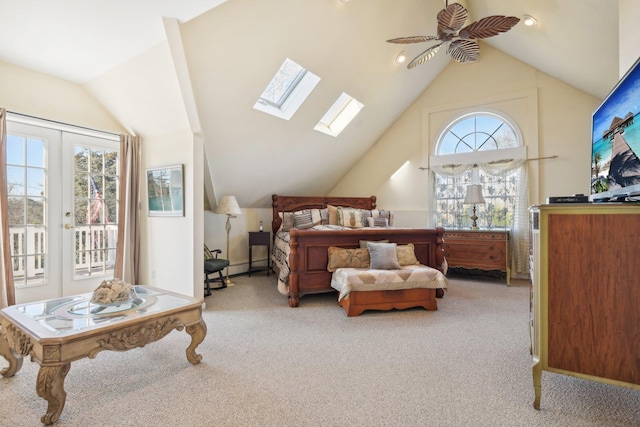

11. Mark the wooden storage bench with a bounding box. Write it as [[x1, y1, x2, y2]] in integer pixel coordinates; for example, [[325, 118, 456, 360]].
[[331, 265, 448, 317], [338, 288, 438, 317]]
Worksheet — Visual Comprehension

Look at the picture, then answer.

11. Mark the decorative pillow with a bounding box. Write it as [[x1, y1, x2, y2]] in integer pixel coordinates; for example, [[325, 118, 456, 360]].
[[359, 239, 389, 248], [367, 217, 389, 228], [371, 209, 394, 227], [337, 207, 366, 228], [293, 212, 314, 230], [327, 205, 339, 225], [327, 246, 370, 272], [308, 209, 323, 226], [279, 212, 295, 232], [320, 208, 329, 225], [367, 242, 401, 270], [279, 209, 323, 231], [204, 244, 214, 260], [397, 243, 419, 266]]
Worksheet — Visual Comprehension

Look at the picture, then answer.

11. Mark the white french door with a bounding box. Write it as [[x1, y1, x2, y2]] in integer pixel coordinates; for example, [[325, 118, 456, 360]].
[[6, 119, 119, 303]]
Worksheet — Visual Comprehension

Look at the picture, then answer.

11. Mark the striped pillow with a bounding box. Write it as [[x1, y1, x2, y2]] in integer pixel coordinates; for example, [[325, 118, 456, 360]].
[[293, 212, 315, 230], [367, 217, 388, 228]]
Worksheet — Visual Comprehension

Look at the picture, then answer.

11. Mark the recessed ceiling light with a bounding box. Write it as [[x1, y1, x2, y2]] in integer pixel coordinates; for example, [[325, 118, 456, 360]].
[[396, 51, 407, 64], [523, 15, 538, 26]]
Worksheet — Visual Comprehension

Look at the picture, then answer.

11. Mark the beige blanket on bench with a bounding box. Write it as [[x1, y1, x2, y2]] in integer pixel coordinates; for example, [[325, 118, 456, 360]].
[[331, 264, 448, 301]]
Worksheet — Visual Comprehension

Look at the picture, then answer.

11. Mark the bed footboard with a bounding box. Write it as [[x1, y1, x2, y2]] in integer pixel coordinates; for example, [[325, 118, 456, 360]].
[[287, 227, 445, 307]]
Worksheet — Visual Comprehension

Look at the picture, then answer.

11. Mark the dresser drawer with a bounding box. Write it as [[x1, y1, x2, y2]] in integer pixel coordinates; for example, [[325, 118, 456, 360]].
[[443, 230, 510, 284]]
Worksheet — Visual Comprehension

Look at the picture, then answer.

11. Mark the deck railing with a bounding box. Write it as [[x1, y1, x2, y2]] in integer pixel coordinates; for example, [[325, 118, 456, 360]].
[[10, 225, 117, 282]]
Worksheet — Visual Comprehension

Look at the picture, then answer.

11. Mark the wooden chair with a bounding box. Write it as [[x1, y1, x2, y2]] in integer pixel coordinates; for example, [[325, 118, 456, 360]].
[[204, 245, 230, 296]]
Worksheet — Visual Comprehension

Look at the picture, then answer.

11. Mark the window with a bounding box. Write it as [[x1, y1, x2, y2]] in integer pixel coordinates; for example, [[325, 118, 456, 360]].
[[437, 112, 519, 155], [434, 168, 521, 229], [253, 58, 320, 120], [314, 92, 363, 137], [73, 145, 119, 277], [432, 112, 524, 230], [6, 134, 46, 287]]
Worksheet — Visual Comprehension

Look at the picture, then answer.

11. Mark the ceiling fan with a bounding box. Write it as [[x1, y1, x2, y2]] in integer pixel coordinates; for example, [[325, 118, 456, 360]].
[[387, 1, 520, 69]]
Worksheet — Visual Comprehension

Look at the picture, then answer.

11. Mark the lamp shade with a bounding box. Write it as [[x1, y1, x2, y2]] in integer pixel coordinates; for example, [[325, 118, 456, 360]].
[[464, 184, 485, 204], [215, 195, 242, 216]]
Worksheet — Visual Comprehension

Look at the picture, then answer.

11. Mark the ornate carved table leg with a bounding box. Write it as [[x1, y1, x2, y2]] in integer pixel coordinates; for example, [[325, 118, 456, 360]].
[[0, 327, 24, 377], [185, 318, 206, 365], [37, 363, 71, 425]]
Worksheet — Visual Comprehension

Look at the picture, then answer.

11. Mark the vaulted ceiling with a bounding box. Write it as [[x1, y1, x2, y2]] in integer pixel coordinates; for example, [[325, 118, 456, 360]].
[[0, 0, 620, 208]]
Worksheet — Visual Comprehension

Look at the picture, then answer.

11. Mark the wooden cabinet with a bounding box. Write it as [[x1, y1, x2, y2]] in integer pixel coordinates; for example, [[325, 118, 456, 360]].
[[443, 230, 510, 284], [530, 204, 640, 409]]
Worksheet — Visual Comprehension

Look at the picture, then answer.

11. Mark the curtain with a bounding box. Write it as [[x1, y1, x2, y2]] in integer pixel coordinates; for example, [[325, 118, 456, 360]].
[[0, 109, 14, 308], [478, 160, 529, 278], [432, 155, 530, 278], [114, 134, 141, 284]]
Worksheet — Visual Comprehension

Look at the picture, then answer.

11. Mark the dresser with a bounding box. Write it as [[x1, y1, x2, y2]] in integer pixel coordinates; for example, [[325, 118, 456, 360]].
[[529, 204, 640, 409], [443, 229, 510, 284]]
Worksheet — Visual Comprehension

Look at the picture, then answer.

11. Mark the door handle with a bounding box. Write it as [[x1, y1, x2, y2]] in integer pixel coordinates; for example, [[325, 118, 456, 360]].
[[64, 224, 74, 229]]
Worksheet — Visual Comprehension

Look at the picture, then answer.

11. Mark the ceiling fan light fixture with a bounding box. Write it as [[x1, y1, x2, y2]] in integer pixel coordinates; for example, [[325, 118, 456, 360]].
[[387, 3, 520, 69], [523, 15, 538, 26], [395, 51, 407, 64]]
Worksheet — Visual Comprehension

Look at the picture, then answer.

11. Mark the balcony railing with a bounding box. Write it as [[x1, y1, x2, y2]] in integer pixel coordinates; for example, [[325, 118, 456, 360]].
[[10, 225, 117, 285]]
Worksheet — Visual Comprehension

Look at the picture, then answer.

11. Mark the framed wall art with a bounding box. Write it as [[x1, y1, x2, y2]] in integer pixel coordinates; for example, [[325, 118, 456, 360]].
[[146, 164, 184, 217]]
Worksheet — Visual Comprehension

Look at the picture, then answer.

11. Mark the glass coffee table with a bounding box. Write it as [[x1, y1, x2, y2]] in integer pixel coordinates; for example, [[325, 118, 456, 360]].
[[0, 285, 206, 425]]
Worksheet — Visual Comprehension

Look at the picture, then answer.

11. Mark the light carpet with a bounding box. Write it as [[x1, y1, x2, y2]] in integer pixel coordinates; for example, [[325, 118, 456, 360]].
[[1, 274, 639, 426]]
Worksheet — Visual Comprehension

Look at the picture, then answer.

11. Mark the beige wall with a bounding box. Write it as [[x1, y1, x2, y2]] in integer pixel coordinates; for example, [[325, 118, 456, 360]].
[[330, 44, 600, 222], [619, 0, 640, 76], [85, 40, 201, 297], [0, 61, 124, 132]]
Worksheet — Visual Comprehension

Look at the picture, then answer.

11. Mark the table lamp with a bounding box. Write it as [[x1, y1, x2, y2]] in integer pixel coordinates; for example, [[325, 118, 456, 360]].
[[464, 184, 485, 229]]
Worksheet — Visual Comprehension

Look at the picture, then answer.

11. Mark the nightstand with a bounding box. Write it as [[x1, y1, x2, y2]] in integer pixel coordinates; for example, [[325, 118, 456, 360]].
[[248, 231, 270, 277]]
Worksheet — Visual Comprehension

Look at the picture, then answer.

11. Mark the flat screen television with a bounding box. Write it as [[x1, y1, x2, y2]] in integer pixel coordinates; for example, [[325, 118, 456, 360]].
[[590, 56, 640, 201]]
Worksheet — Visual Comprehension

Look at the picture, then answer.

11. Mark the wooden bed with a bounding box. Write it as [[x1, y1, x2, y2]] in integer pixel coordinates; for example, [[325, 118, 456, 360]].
[[271, 194, 446, 309]]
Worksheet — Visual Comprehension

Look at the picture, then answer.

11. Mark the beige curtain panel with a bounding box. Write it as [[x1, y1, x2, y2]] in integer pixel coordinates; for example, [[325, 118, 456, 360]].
[[114, 134, 141, 284], [0, 108, 15, 308]]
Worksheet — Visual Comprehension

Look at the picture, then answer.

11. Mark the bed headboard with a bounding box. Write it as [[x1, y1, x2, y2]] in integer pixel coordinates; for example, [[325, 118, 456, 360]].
[[271, 194, 377, 234]]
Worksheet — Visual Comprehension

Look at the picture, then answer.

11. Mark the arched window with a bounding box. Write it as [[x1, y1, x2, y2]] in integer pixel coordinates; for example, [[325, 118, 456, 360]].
[[431, 111, 528, 276]]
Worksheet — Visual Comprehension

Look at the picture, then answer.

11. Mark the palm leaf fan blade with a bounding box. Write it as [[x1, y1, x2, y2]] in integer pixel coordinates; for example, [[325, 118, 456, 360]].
[[459, 16, 520, 39], [437, 3, 468, 37], [407, 44, 442, 69], [386, 35, 439, 44], [448, 39, 479, 63]]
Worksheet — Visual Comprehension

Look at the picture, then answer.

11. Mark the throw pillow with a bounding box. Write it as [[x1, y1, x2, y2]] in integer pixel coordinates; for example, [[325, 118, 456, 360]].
[[279, 212, 295, 232], [337, 207, 366, 228], [358, 239, 390, 248], [367, 242, 401, 270], [367, 217, 389, 228], [371, 209, 394, 227], [327, 205, 339, 225], [327, 246, 370, 272], [293, 212, 315, 230], [397, 243, 419, 266]]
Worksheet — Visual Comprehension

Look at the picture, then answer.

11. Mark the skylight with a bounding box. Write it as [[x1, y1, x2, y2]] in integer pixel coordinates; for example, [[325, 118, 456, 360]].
[[314, 93, 363, 137], [254, 58, 320, 121]]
